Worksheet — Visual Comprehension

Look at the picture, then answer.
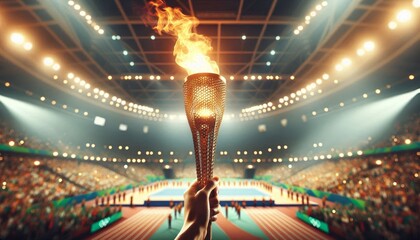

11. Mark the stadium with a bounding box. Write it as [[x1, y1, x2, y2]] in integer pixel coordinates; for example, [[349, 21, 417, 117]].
[[0, 0, 419, 239]]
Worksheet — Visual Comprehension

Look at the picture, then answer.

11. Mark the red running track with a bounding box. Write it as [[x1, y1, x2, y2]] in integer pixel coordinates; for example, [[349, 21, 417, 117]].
[[89, 207, 170, 240], [245, 208, 333, 240]]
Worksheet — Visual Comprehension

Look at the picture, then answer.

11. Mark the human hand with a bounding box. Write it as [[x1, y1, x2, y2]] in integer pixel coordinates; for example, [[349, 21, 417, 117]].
[[176, 177, 220, 240]]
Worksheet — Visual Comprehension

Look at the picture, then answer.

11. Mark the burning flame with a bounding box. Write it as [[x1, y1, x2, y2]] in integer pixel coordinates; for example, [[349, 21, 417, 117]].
[[148, 0, 219, 75]]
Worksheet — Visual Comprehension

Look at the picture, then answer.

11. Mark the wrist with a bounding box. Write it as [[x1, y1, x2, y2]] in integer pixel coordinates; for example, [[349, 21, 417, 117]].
[[176, 221, 207, 240]]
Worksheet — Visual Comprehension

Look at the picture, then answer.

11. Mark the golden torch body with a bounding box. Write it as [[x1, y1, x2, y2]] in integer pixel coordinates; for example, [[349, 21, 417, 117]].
[[183, 73, 226, 188]]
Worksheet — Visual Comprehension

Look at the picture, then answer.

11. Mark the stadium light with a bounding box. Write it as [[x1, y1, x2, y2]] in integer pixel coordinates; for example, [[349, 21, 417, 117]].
[[119, 124, 128, 131], [94, 116, 106, 126], [295, 88, 420, 155]]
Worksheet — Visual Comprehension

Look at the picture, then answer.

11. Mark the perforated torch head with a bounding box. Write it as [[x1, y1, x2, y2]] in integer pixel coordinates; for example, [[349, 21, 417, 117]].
[[183, 73, 226, 187]]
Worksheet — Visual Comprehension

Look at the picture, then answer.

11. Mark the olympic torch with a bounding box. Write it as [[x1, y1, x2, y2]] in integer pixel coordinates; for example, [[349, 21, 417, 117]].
[[183, 72, 226, 240], [183, 73, 226, 188], [148, 1, 225, 236]]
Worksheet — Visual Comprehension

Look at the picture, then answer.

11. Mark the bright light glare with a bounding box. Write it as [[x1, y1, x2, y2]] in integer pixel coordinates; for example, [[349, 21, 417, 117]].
[[43, 57, 54, 66], [10, 33, 24, 44], [414, 0, 420, 8], [388, 21, 397, 30], [241, 35, 246, 40], [342, 58, 352, 66], [197, 108, 214, 118], [94, 116, 106, 126], [23, 42, 33, 51], [119, 124, 128, 131], [357, 49, 366, 56], [363, 41, 375, 51], [396, 9, 412, 23], [301, 88, 420, 152], [52, 63, 61, 71]]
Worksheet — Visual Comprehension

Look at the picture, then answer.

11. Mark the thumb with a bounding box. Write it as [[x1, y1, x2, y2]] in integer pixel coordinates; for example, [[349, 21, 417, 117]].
[[185, 180, 200, 197], [201, 179, 218, 196]]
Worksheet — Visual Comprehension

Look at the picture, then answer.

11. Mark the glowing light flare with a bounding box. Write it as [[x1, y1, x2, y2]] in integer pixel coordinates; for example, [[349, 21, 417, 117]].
[[341, 58, 352, 66], [396, 9, 412, 23], [414, 0, 420, 8], [363, 41, 375, 51], [196, 108, 214, 118], [10, 33, 24, 44], [388, 21, 398, 30], [52, 63, 61, 71], [149, 0, 219, 75], [23, 42, 33, 51], [43, 57, 54, 66], [357, 49, 366, 56]]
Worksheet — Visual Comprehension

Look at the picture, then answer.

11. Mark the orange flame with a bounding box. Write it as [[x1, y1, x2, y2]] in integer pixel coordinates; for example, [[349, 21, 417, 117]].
[[148, 0, 219, 76]]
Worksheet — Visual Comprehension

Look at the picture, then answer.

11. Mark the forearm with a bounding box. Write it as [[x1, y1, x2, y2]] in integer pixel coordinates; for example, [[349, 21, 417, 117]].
[[175, 221, 207, 240]]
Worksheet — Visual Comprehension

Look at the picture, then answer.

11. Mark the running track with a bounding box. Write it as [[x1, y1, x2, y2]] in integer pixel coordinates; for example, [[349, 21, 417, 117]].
[[90, 207, 333, 240], [90, 208, 170, 240], [246, 208, 332, 240]]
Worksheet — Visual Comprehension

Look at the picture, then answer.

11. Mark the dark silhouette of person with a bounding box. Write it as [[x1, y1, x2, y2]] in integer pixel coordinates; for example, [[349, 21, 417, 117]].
[[168, 214, 172, 229]]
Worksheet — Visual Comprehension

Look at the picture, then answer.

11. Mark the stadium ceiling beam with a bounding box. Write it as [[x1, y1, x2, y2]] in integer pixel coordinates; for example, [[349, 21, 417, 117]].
[[25, 0, 135, 102], [246, 0, 278, 75], [269, 0, 368, 100], [114, 0, 164, 75], [236, 0, 244, 21]]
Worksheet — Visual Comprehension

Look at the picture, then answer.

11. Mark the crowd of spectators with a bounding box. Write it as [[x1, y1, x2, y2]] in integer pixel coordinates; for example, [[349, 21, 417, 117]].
[[174, 163, 240, 179], [103, 163, 162, 182], [46, 160, 134, 191], [296, 152, 419, 239], [0, 155, 138, 240], [382, 113, 419, 148], [0, 121, 83, 156], [275, 114, 420, 239], [1, 195, 120, 240]]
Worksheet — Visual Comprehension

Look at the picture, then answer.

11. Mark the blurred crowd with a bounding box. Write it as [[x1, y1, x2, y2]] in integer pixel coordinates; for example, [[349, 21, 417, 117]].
[[296, 152, 419, 239], [46, 160, 134, 191], [0, 155, 142, 240], [173, 163, 241, 178], [0, 121, 81, 156], [1, 196, 120, 240]]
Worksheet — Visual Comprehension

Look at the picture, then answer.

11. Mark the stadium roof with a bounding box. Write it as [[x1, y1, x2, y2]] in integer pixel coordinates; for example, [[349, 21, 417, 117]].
[[0, 0, 419, 161], [1, 0, 419, 114]]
